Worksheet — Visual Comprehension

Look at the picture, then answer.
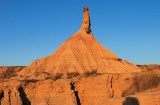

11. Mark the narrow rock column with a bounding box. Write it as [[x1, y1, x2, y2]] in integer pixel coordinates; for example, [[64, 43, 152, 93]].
[[1, 90, 11, 105], [10, 88, 22, 105], [80, 6, 91, 34]]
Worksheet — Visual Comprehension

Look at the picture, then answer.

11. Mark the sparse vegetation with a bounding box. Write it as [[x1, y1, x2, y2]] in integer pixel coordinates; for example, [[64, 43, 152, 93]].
[[134, 72, 160, 91], [122, 71, 160, 96], [67, 72, 80, 79], [23, 79, 39, 83], [83, 70, 99, 76], [45, 73, 63, 81], [1, 69, 17, 79], [137, 64, 160, 72]]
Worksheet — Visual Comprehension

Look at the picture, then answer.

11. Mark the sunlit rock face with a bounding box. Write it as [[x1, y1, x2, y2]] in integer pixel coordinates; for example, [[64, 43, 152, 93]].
[[18, 6, 141, 78]]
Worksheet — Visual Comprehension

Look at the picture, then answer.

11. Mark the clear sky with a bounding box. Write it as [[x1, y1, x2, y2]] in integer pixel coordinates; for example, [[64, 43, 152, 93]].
[[0, 0, 160, 66]]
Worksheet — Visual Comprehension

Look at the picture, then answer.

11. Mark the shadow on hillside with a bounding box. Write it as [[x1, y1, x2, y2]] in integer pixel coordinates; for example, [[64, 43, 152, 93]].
[[18, 87, 31, 105], [0, 90, 4, 100], [123, 97, 139, 105]]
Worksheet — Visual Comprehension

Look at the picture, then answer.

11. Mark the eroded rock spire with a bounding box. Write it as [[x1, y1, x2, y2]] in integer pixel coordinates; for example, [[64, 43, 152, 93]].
[[18, 6, 141, 78], [81, 6, 91, 34]]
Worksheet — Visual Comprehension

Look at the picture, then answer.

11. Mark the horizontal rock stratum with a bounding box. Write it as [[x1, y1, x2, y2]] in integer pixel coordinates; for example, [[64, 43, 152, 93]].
[[0, 66, 160, 105], [18, 6, 141, 78]]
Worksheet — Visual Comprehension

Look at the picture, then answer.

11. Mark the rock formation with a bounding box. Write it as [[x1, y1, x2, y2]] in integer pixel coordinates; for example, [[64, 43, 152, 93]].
[[18, 6, 141, 78], [1, 68, 160, 105], [1, 6, 159, 105]]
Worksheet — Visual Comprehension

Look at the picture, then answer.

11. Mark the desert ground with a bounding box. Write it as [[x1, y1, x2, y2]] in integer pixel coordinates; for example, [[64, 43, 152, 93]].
[[0, 64, 160, 105]]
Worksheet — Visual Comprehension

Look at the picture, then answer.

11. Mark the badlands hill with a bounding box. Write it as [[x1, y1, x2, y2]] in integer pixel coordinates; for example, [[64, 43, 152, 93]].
[[18, 6, 140, 79], [0, 7, 160, 105]]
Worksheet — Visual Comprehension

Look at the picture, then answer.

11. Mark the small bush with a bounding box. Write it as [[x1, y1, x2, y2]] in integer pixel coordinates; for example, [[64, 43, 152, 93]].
[[67, 72, 80, 79], [24, 79, 39, 83], [83, 70, 98, 76], [45, 73, 63, 81]]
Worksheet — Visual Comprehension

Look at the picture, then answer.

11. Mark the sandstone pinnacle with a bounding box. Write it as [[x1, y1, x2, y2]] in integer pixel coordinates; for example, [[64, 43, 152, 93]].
[[80, 6, 91, 34], [18, 6, 141, 78]]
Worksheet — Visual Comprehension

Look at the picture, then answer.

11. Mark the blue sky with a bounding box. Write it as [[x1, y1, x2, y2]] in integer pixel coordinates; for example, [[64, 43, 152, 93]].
[[0, 0, 160, 66]]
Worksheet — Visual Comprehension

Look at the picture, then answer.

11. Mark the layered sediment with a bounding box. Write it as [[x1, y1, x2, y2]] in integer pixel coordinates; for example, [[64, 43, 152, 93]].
[[18, 6, 140, 78]]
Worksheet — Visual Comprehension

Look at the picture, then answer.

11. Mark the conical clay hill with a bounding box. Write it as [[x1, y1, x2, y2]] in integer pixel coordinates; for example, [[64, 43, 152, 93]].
[[18, 7, 141, 77]]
